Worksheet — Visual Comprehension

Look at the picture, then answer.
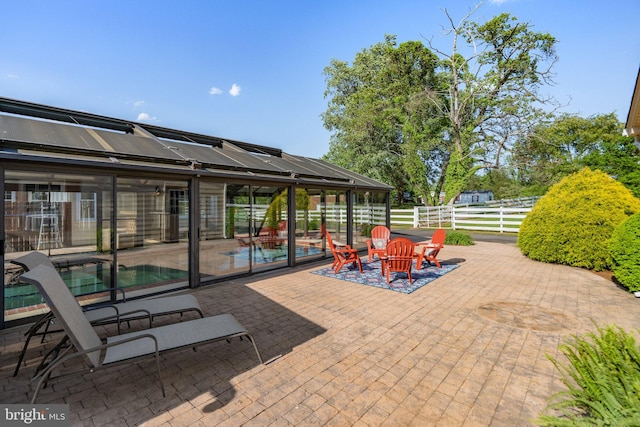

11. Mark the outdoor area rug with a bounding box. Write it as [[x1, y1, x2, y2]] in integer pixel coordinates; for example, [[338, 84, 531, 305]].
[[312, 259, 459, 294]]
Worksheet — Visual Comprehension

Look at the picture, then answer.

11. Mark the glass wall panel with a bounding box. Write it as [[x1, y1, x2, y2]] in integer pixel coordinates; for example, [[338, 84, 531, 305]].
[[251, 185, 288, 272], [352, 191, 387, 249], [326, 190, 348, 246], [199, 182, 251, 282], [4, 171, 113, 323], [115, 178, 189, 296], [294, 188, 325, 261]]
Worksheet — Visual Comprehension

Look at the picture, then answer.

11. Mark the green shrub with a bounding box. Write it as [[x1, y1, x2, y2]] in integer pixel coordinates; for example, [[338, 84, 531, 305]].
[[361, 223, 374, 237], [609, 213, 640, 292], [445, 230, 474, 246], [537, 324, 640, 426], [308, 219, 319, 230], [518, 168, 640, 271]]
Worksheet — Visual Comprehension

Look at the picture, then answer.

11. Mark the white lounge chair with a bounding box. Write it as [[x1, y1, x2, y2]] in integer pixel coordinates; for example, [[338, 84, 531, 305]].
[[20, 264, 263, 403], [11, 251, 203, 377]]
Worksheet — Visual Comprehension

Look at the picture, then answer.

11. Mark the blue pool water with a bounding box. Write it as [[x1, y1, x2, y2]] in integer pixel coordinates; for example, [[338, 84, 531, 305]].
[[223, 246, 324, 263], [4, 264, 188, 310]]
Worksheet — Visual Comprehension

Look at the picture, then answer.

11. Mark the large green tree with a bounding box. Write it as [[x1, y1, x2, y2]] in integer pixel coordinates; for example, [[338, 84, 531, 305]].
[[421, 8, 558, 203], [322, 36, 441, 204], [512, 113, 640, 197], [322, 8, 558, 204]]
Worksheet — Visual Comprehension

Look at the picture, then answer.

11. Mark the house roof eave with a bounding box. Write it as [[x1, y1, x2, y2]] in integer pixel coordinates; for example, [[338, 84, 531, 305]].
[[624, 67, 640, 143]]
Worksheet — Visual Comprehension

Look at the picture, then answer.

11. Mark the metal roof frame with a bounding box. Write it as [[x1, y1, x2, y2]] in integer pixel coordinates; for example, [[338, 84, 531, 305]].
[[0, 97, 282, 156], [0, 97, 392, 191]]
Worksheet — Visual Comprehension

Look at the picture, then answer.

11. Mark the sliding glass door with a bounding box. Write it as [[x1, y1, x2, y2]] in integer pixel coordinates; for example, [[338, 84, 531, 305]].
[[115, 177, 190, 297], [294, 188, 325, 261], [251, 185, 288, 272], [199, 182, 251, 281], [3, 171, 113, 323], [352, 191, 387, 250]]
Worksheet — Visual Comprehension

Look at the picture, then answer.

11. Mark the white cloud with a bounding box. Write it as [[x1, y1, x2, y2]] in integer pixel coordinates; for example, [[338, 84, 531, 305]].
[[7, 73, 18, 79], [209, 86, 223, 95], [136, 112, 157, 122], [133, 100, 145, 107], [488, 0, 510, 4], [229, 83, 241, 96]]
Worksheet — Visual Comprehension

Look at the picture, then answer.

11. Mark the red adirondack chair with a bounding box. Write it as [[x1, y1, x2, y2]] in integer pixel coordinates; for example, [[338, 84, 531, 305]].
[[415, 228, 446, 269], [325, 231, 363, 274], [366, 225, 391, 262], [381, 237, 416, 284], [257, 226, 282, 249]]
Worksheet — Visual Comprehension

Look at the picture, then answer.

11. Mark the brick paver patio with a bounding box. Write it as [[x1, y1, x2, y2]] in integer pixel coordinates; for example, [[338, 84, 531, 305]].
[[1, 240, 639, 426]]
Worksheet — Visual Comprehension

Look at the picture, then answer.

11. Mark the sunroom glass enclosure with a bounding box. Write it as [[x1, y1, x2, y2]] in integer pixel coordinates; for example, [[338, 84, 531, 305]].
[[0, 98, 391, 329]]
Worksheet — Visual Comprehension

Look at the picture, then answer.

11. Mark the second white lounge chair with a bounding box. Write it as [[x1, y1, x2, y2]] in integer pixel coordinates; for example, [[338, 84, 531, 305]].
[[20, 264, 263, 403]]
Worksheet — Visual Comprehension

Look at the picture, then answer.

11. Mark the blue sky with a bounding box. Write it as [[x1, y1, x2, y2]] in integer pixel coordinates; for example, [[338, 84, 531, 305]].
[[1, 0, 638, 159]]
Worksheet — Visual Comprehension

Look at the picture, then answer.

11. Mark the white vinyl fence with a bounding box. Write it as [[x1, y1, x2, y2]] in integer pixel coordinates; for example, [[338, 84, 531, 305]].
[[253, 197, 537, 234], [450, 206, 531, 233], [391, 197, 539, 233]]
